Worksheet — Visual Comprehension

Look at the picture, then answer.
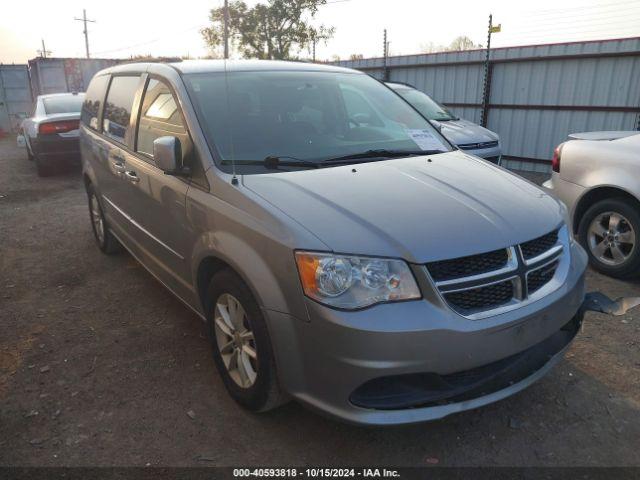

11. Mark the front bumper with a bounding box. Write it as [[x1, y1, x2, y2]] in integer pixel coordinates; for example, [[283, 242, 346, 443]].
[[266, 241, 587, 425], [459, 144, 502, 164]]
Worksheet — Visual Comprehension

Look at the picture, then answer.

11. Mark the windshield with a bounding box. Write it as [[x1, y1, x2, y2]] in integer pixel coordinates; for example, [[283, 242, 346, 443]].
[[184, 71, 451, 173], [43, 95, 84, 115], [393, 87, 457, 122]]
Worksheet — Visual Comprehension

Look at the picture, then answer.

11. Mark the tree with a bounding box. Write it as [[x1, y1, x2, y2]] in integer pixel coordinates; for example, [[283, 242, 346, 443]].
[[349, 53, 364, 60], [420, 41, 446, 54], [202, 0, 335, 60], [447, 36, 482, 51]]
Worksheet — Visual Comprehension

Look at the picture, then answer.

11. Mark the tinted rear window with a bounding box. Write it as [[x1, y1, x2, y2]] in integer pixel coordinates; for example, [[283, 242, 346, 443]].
[[43, 95, 84, 115], [103, 76, 141, 144], [81, 75, 110, 130]]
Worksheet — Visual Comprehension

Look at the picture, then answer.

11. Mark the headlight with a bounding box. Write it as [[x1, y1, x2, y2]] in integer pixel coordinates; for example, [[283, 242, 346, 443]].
[[295, 251, 421, 309]]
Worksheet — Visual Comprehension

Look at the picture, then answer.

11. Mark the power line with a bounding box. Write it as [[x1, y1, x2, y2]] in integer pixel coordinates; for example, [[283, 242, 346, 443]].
[[520, 4, 640, 22], [507, 18, 640, 36], [518, 0, 640, 17], [509, 9, 640, 27], [92, 24, 205, 56]]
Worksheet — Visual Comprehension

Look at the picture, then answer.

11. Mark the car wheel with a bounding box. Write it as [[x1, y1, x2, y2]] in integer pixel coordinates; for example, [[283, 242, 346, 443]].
[[206, 269, 287, 412], [578, 198, 640, 279], [24, 134, 34, 161], [87, 184, 122, 254]]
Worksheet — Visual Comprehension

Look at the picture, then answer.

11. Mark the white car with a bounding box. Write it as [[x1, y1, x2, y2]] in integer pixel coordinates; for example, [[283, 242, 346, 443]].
[[19, 92, 85, 176], [544, 133, 640, 278]]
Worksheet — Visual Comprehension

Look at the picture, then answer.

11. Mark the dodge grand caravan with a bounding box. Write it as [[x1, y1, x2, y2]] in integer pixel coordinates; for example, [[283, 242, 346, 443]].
[[80, 60, 588, 425]]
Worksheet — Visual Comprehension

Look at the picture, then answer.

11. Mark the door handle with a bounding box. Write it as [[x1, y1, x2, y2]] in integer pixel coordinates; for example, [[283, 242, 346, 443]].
[[124, 170, 140, 183], [112, 160, 126, 173]]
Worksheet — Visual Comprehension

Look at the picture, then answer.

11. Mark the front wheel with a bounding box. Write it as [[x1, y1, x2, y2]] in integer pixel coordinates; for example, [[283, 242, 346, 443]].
[[206, 269, 287, 412], [578, 198, 640, 279]]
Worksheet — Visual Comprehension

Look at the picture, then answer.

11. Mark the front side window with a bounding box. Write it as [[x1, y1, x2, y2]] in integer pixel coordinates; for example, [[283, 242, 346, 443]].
[[43, 95, 84, 115], [81, 75, 109, 130], [136, 78, 186, 157], [394, 87, 457, 122], [102, 75, 141, 144], [184, 71, 451, 174]]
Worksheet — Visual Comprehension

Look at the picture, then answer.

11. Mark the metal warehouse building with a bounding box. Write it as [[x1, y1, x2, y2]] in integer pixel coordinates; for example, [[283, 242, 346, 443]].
[[333, 37, 640, 171]]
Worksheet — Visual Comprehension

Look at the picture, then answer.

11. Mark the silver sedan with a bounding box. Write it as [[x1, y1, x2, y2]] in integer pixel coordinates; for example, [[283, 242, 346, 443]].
[[544, 133, 640, 279], [19, 92, 85, 176]]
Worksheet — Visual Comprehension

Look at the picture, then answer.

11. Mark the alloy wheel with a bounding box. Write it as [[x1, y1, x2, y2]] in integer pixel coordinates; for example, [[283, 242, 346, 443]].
[[588, 211, 636, 266], [214, 293, 258, 388]]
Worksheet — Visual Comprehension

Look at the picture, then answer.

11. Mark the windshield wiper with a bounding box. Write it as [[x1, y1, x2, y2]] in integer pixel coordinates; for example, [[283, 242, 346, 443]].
[[221, 156, 320, 170], [321, 149, 444, 164], [220, 149, 445, 171]]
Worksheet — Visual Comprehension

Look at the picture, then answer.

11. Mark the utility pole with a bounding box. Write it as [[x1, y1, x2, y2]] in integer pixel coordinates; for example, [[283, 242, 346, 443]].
[[74, 9, 95, 59], [383, 29, 389, 81], [37, 39, 51, 59], [223, 0, 230, 59], [481, 14, 500, 127]]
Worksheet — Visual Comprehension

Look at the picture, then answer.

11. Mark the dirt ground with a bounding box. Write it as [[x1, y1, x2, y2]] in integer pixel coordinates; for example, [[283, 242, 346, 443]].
[[0, 137, 639, 467]]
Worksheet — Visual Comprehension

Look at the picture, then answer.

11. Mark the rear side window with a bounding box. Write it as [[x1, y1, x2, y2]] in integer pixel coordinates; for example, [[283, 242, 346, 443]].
[[81, 75, 109, 130], [103, 76, 141, 145], [44, 95, 84, 115], [136, 78, 187, 157]]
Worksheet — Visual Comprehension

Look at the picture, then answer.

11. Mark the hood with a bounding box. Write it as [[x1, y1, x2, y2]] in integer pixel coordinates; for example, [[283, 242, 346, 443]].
[[243, 151, 563, 263], [435, 118, 499, 146]]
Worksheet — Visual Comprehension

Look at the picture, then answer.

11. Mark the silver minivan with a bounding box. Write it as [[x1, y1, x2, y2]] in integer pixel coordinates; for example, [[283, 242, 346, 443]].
[[80, 60, 587, 425]]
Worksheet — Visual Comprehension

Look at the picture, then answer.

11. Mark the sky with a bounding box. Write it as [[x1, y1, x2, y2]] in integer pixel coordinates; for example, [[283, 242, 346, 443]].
[[1, 0, 639, 63]]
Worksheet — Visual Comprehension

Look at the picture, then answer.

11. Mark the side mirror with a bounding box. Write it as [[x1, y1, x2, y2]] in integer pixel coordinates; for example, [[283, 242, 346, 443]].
[[153, 136, 190, 176]]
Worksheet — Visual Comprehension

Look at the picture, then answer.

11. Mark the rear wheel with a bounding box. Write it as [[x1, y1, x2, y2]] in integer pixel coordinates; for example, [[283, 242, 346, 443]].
[[87, 184, 122, 254], [578, 198, 640, 279], [206, 269, 287, 412], [24, 133, 34, 161]]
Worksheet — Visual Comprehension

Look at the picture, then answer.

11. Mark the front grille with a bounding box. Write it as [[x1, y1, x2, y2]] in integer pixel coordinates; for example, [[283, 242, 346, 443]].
[[427, 249, 508, 282], [426, 227, 566, 318], [444, 280, 514, 314], [528, 260, 559, 294], [520, 229, 559, 260], [458, 140, 499, 150]]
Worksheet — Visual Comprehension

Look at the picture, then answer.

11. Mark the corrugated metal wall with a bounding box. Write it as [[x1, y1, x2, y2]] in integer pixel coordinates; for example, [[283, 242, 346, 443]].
[[333, 38, 640, 170], [28, 58, 119, 98], [0, 65, 32, 133]]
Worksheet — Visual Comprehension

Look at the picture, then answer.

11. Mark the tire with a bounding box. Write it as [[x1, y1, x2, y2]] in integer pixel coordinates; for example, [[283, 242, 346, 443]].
[[205, 269, 287, 412], [87, 184, 122, 254], [578, 197, 640, 279], [24, 134, 34, 161]]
